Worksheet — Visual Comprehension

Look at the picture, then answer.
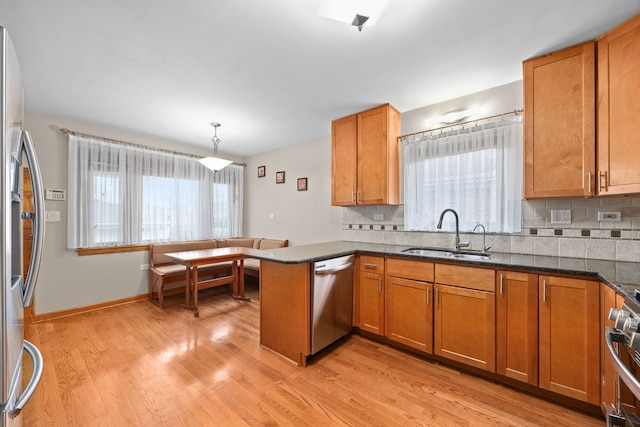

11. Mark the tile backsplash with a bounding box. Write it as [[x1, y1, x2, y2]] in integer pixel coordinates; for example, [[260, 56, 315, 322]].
[[340, 196, 640, 262]]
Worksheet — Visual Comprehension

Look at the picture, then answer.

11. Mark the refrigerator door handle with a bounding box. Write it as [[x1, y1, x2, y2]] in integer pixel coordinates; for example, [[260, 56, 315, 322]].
[[9, 340, 44, 417], [20, 130, 45, 307]]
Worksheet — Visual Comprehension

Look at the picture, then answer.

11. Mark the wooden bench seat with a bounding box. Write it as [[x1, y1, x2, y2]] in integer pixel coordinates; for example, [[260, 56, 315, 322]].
[[148, 237, 287, 308]]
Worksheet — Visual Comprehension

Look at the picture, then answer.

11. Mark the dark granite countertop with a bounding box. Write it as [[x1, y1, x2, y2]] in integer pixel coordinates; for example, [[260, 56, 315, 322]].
[[244, 240, 640, 299]]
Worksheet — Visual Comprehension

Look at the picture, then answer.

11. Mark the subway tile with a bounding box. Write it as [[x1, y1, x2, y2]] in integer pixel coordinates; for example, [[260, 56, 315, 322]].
[[537, 228, 555, 237], [616, 240, 640, 262], [511, 235, 534, 255], [571, 198, 601, 208], [546, 199, 572, 209], [558, 238, 586, 259], [534, 237, 558, 257], [591, 229, 610, 239], [564, 229, 582, 238], [601, 197, 634, 207], [488, 235, 511, 253], [522, 218, 546, 227]]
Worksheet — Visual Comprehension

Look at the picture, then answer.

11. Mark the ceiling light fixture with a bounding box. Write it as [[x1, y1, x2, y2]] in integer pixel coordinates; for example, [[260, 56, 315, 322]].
[[425, 107, 484, 128], [318, 0, 391, 31], [199, 122, 233, 171]]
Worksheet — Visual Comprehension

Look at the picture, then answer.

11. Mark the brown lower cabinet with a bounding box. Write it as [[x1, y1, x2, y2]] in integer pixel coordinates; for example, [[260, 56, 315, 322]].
[[353, 256, 607, 408], [434, 283, 496, 372], [385, 258, 434, 353], [496, 270, 539, 385], [433, 263, 496, 372], [539, 275, 600, 405], [601, 283, 622, 412], [356, 255, 385, 336]]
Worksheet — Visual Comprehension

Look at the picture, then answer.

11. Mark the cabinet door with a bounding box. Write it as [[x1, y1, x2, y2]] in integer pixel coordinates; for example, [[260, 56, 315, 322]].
[[597, 14, 640, 195], [496, 271, 538, 385], [357, 104, 400, 205], [600, 283, 622, 412], [434, 284, 495, 372], [539, 276, 599, 405], [331, 114, 357, 206], [523, 41, 595, 198], [359, 271, 384, 336], [385, 276, 433, 353]]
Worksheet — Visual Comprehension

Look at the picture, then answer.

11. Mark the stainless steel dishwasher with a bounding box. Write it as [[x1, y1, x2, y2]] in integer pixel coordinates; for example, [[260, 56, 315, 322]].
[[311, 254, 354, 355]]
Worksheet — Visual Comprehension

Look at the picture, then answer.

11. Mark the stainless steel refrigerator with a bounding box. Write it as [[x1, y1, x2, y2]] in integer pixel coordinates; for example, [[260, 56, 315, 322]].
[[1, 26, 44, 426]]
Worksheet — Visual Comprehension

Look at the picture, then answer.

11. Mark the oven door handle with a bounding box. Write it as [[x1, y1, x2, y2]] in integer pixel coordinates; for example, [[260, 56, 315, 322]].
[[606, 327, 640, 400]]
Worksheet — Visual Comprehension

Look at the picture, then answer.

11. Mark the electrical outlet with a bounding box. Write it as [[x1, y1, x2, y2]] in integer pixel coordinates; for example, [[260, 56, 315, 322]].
[[140, 264, 149, 270], [373, 214, 384, 221], [598, 212, 621, 221]]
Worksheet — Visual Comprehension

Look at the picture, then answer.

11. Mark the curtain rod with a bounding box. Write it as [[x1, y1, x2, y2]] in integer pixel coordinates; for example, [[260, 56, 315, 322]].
[[56, 126, 246, 167], [399, 109, 524, 141]]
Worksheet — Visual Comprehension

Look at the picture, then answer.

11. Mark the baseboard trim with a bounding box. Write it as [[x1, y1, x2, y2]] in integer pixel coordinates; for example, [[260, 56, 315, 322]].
[[32, 287, 185, 323]]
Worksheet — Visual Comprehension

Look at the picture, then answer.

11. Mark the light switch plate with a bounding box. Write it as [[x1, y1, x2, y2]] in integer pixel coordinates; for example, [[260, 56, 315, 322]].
[[550, 209, 571, 224], [45, 211, 61, 222]]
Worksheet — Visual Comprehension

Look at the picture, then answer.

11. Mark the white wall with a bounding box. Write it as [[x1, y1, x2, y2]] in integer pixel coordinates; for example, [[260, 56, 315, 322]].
[[244, 136, 343, 245], [401, 80, 523, 135], [22, 81, 523, 315], [24, 111, 244, 315]]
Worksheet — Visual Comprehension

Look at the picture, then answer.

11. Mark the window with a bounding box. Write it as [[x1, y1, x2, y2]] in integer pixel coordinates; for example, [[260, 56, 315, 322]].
[[67, 135, 243, 248], [403, 117, 522, 233]]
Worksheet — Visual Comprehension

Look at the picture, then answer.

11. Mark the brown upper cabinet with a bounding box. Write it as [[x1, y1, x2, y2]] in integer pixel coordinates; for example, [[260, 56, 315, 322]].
[[523, 41, 596, 198], [597, 14, 640, 195], [331, 104, 400, 206], [523, 13, 640, 198]]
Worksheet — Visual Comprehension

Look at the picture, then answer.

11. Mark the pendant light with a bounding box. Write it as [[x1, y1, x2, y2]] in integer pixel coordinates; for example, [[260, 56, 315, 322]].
[[199, 122, 233, 171]]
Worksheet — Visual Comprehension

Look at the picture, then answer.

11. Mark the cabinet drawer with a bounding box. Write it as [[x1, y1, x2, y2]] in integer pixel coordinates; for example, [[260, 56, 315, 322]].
[[359, 255, 384, 274], [386, 258, 434, 282], [435, 263, 495, 292]]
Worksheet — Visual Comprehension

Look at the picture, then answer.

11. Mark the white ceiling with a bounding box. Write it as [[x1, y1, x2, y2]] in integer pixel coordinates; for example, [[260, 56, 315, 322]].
[[2, 0, 640, 157]]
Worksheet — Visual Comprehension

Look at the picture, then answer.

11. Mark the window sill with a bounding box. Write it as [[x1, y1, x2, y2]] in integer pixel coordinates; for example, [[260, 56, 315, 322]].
[[77, 244, 149, 256]]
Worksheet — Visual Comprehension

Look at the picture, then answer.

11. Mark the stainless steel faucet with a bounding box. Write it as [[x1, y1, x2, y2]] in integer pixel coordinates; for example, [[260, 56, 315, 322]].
[[436, 208, 469, 251], [473, 223, 491, 253]]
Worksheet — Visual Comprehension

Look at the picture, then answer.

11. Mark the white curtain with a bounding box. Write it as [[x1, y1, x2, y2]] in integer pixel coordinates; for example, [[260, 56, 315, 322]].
[[67, 135, 243, 248], [403, 116, 522, 233]]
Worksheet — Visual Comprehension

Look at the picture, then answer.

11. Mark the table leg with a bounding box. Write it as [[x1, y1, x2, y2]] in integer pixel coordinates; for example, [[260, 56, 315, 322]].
[[185, 266, 191, 306], [232, 257, 250, 301], [181, 265, 199, 317], [192, 265, 199, 317]]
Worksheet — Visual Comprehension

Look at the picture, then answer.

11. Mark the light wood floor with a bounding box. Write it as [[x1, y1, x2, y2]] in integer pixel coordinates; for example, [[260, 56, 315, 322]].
[[23, 282, 604, 426]]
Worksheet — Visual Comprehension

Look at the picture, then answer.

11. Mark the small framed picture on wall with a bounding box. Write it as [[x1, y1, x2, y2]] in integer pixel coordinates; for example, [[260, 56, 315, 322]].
[[276, 171, 285, 184], [257, 165, 265, 178], [297, 177, 308, 191]]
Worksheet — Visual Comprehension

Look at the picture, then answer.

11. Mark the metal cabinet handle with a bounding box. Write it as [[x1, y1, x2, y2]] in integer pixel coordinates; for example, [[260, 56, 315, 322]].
[[378, 277, 382, 294], [352, 192, 355, 204], [599, 171, 608, 193], [543, 279, 547, 302], [588, 171, 592, 194], [363, 263, 378, 268], [499, 274, 504, 295]]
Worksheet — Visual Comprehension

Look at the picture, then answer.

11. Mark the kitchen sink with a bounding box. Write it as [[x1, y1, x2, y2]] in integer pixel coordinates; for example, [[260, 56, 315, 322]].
[[445, 251, 491, 260], [401, 247, 452, 257], [401, 247, 490, 260]]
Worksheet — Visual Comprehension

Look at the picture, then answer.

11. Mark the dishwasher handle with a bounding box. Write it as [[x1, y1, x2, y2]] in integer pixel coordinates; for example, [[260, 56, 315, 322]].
[[314, 262, 353, 275]]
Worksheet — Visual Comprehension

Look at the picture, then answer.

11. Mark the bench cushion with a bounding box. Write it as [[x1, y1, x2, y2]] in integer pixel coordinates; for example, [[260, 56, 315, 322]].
[[151, 240, 219, 265], [259, 239, 287, 249], [244, 258, 260, 272]]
